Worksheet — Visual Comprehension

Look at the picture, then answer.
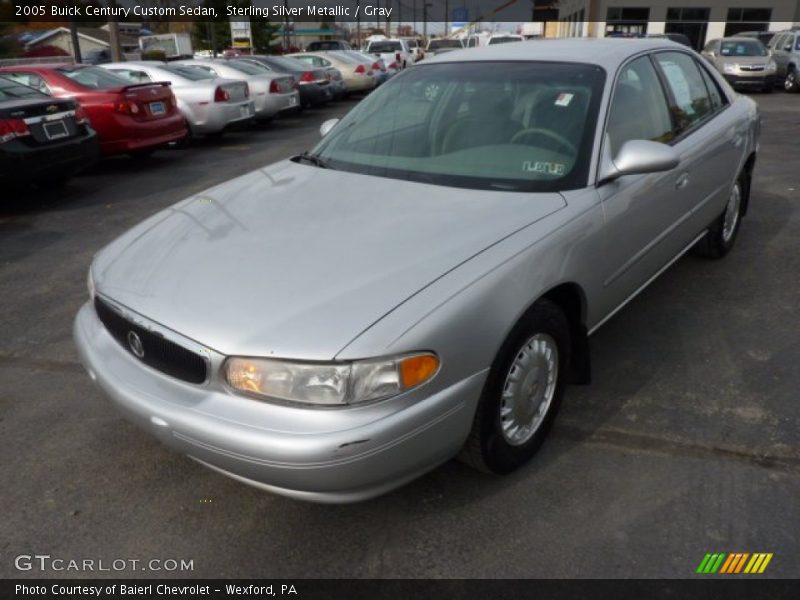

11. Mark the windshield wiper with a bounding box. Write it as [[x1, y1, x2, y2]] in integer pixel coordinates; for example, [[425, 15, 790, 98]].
[[292, 152, 332, 169]]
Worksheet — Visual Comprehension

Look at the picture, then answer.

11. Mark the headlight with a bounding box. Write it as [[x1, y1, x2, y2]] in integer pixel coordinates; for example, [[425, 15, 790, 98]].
[[723, 63, 738, 74], [767, 60, 777, 72], [87, 268, 95, 300], [224, 353, 440, 406]]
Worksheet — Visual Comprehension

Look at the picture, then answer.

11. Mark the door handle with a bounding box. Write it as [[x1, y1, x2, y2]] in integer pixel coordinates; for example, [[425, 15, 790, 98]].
[[675, 172, 690, 190]]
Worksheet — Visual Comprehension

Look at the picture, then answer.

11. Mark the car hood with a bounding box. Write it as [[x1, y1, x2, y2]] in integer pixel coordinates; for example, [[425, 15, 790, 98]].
[[93, 161, 565, 359]]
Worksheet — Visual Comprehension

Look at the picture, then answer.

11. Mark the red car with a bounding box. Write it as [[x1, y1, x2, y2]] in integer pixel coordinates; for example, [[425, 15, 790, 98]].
[[0, 64, 187, 157]]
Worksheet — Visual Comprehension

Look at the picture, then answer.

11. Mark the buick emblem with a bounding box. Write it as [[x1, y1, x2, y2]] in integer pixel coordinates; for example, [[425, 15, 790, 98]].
[[127, 331, 145, 358], [46, 104, 58, 113]]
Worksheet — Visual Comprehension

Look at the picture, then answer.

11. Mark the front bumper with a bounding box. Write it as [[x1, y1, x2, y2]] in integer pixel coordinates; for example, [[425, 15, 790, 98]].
[[73, 302, 485, 503], [723, 73, 776, 89]]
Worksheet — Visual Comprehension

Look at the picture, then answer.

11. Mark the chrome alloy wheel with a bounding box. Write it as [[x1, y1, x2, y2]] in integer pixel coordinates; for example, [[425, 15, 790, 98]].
[[722, 182, 742, 243], [500, 333, 559, 446]]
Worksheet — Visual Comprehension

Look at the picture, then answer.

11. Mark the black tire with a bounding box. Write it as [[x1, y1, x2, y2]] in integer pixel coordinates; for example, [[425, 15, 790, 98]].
[[204, 130, 225, 141], [785, 68, 800, 93], [694, 174, 746, 259], [35, 174, 70, 189], [459, 299, 571, 474]]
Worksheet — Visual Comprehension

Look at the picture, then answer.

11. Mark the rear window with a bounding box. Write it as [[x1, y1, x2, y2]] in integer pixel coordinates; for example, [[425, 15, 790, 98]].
[[488, 36, 523, 45], [263, 56, 305, 71], [0, 77, 46, 100], [428, 39, 464, 50], [226, 60, 269, 75], [161, 65, 214, 80], [57, 66, 130, 90], [369, 41, 402, 53]]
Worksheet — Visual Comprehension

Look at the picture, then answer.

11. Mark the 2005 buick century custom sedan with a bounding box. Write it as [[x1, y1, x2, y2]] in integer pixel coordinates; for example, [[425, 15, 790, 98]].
[[74, 39, 760, 502]]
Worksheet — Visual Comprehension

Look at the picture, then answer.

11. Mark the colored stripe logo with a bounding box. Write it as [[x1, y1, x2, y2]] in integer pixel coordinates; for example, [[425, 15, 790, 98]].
[[696, 553, 773, 574]]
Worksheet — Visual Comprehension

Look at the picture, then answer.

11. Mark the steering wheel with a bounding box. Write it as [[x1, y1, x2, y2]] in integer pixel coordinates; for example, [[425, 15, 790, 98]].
[[510, 127, 577, 155]]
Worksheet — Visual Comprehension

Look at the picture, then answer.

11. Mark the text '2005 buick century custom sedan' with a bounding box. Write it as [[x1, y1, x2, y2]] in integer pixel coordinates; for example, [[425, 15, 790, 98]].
[[74, 39, 760, 503]]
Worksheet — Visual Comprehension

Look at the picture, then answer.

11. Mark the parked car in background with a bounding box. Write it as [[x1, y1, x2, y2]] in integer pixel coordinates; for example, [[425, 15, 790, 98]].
[[0, 64, 186, 157], [336, 50, 391, 85], [239, 55, 333, 108], [702, 37, 776, 92], [101, 62, 255, 138], [288, 52, 376, 94], [1, 75, 98, 188], [403, 38, 425, 62], [83, 49, 112, 65], [488, 34, 525, 45], [365, 38, 412, 69], [738, 30, 778, 46], [426, 38, 465, 57], [645, 32, 692, 47], [306, 40, 352, 52], [173, 59, 298, 121], [767, 29, 800, 92], [74, 39, 760, 503]]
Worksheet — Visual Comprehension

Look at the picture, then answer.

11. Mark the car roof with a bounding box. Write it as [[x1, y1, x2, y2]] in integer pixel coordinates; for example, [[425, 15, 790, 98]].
[[424, 37, 685, 68], [720, 36, 765, 42]]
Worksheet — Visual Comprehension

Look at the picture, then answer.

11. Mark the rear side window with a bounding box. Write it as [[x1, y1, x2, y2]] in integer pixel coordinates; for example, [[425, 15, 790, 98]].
[[654, 52, 714, 134], [0, 77, 47, 99], [606, 56, 675, 156], [107, 69, 152, 83], [58, 66, 129, 90], [4, 72, 51, 94], [696, 61, 727, 111]]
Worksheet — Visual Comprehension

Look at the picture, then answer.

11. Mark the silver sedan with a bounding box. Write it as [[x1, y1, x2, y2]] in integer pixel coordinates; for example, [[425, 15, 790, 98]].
[[75, 39, 759, 503], [173, 59, 298, 121], [100, 61, 255, 136]]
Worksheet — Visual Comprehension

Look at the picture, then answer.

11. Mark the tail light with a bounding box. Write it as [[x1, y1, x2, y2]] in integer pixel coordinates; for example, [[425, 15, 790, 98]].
[[354, 64, 366, 75], [395, 52, 401, 62], [371, 62, 381, 71], [299, 71, 316, 84], [73, 106, 89, 124], [115, 101, 140, 115], [389, 62, 399, 70], [0, 117, 29, 143], [269, 79, 287, 93], [214, 86, 230, 102]]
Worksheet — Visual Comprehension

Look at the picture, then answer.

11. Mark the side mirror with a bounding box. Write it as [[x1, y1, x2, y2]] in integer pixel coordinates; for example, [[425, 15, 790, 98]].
[[599, 140, 680, 184], [319, 118, 339, 138]]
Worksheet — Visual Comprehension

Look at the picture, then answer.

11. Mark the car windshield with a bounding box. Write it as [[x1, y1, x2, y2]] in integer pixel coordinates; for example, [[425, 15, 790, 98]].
[[0, 77, 46, 99], [161, 65, 214, 80], [311, 61, 605, 192], [369, 41, 402, 53], [720, 40, 768, 56], [57, 66, 130, 89], [428, 40, 463, 50], [489, 36, 522, 45], [226, 60, 268, 75]]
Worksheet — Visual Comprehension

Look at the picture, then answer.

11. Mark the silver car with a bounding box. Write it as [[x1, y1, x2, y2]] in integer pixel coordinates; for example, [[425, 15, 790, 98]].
[[701, 37, 777, 92], [100, 62, 255, 137], [173, 59, 298, 121], [75, 39, 759, 503]]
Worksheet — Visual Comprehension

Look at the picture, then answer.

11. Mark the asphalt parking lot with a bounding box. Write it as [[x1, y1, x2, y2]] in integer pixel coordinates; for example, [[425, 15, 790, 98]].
[[1, 92, 798, 579]]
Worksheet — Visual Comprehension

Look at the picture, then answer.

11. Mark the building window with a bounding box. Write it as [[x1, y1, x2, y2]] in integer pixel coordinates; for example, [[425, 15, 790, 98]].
[[725, 7, 773, 36], [665, 7, 710, 50], [606, 7, 650, 36]]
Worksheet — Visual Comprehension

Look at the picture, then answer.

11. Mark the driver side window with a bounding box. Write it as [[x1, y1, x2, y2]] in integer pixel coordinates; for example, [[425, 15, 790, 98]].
[[606, 56, 675, 157]]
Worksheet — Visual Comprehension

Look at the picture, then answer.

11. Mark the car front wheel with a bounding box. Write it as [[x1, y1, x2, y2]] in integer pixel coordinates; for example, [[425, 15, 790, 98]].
[[460, 299, 570, 474]]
